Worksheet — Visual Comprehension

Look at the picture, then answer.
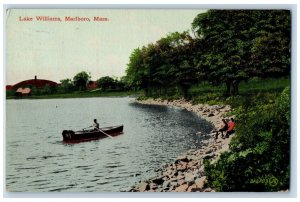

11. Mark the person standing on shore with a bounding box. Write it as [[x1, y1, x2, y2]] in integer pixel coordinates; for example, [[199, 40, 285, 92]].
[[215, 119, 228, 140]]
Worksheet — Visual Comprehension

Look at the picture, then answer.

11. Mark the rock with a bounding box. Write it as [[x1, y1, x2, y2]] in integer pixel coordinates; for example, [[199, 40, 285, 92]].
[[195, 176, 207, 189], [162, 176, 169, 181], [162, 181, 170, 189], [175, 156, 189, 163], [185, 173, 196, 186], [164, 169, 172, 176], [187, 161, 196, 169], [217, 105, 225, 110], [149, 183, 158, 190], [187, 184, 198, 192], [169, 177, 178, 182], [152, 177, 164, 185], [170, 181, 178, 187], [169, 185, 177, 192], [176, 162, 187, 171], [174, 184, 188, 192], [204, 109, 210, 113], [177, 174, 185, 180], [178, 179, 185, 186], [203, 187, 212, 192], [138, 182, 150, 192], [205, 149, 213, 154]]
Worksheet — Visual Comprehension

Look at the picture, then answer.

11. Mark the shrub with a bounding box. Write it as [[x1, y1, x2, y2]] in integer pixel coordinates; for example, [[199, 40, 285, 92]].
[[205, 86, 290, 191]]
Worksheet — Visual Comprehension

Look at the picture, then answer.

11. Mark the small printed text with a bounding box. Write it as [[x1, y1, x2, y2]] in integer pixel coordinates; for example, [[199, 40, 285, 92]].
[[18, 16, 109, 22]]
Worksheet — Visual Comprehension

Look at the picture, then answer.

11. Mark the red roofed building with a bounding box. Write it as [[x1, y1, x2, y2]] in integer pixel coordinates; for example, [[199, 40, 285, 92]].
[[6, 85, 12, 91], [87, 81, 98, 90], [12, 76, 58, 89]]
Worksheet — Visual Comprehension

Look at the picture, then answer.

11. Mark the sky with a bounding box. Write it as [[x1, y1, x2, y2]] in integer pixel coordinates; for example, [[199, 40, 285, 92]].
[[6, 9, 205, 85]]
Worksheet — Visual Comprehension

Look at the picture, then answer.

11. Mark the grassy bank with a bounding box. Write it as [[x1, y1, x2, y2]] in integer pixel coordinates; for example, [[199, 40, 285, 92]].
[[6, 90, 142, 99], [138, 77, 289, 108]]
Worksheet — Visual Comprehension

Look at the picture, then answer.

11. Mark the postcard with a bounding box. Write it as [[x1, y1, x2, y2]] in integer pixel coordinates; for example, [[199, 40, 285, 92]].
[[5, 8, 291, 193]]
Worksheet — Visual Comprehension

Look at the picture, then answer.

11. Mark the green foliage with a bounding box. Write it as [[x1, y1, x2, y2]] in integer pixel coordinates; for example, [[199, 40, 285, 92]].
[[250, 11, 291, 78], [205, 87, 290, 191], [191, 10, 290, 96], [126, 10, 290, 98], [125, 31, 200, 98], [276, 86, 290, 124], [6, 90, 15, 97], [59, 78, 74, 93], [190, 77, 289, 106], [73, 71, 91, 91], [96, 76, 115, 91], [41, 84, 57, 94], [30, 86, 41, 96], [96, 76, 126, 92]]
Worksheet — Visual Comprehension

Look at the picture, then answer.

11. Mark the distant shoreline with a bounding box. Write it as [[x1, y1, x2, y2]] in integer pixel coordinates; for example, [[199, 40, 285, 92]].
[[6, 91, 141, 100]]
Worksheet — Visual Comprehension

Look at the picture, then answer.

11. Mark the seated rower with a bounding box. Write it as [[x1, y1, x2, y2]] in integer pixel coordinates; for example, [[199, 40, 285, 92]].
[[93, 119, 99, 130]]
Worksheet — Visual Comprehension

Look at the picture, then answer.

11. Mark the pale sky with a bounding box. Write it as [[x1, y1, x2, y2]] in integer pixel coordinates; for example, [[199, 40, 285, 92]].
[[6, 9, 205, 85]]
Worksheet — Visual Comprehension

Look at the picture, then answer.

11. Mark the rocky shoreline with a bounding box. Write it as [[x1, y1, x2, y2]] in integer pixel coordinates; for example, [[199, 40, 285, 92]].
[[128, 98, 235, 192]]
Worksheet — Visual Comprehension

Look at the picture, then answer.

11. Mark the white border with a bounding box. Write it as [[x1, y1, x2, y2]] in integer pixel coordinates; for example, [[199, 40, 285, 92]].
[[1, 0, 299, 201]]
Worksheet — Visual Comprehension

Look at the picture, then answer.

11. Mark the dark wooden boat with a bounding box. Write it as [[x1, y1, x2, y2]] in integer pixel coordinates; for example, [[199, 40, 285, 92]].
[[62, 125, 123, 143]]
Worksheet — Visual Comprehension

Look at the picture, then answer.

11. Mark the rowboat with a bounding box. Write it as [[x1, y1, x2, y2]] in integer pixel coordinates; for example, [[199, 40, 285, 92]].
[[62, 125, 123, 143]]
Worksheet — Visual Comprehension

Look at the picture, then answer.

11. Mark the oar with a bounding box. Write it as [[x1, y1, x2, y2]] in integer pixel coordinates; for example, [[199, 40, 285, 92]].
[[95, 127, 113, 139]]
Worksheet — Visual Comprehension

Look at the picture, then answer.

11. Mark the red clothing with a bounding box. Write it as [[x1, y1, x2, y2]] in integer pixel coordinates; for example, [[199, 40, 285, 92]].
[[227, 121, 235, 131]]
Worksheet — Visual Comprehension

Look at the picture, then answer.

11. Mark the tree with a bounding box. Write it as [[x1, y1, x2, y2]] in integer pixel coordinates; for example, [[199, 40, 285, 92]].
[[119, 76, 130, 91], [59, 78, 74, 93], [73, 71, 91, 91], [156, 31, 199, 98], [126, 31, 199, 98], [126, 47, 151, 95], [250, 10, 291, 78], [96, 76, 115, 91], [42, 84, 57, 94], [192, 10, 291, 96], [192, 10, 255, 96]]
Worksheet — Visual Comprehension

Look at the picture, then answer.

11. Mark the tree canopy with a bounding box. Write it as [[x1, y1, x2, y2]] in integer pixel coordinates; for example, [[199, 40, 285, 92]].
[[73, 71, 91, 91], [191, 10, 290, 95], [125, 10, 291, 97]]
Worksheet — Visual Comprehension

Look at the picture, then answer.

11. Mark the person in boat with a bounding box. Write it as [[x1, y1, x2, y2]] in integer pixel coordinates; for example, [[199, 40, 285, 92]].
[[225, 118, 235, 138], [215, 119, 228, 140], [93, 119, 99, 130]]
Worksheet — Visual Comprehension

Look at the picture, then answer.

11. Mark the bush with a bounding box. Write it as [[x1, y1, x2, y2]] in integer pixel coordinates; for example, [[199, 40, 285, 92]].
[[205, 86, 290, 191]]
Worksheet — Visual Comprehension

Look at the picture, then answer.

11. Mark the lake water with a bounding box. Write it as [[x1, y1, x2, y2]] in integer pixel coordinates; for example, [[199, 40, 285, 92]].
[[6, 97, 213, 192]]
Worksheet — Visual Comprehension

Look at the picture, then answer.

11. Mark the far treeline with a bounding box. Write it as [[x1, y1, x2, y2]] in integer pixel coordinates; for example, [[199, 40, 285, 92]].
[[125, 10, 290, 98], [126, 10, 291, 192], [6, 72, 129, 97], [59, 72, 128, 93]]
